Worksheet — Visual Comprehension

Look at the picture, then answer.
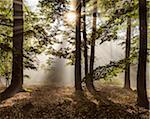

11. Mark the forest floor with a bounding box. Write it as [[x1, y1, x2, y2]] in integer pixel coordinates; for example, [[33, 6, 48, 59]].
[[0, 83, 149, 119]]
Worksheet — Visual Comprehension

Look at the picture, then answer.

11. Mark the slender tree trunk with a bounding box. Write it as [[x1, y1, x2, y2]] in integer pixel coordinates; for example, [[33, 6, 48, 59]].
[[0, 0, 24, 101], [86, 0, 97, 92], [83, 0, 88, 77], [124, 17, 131, 90], [5, 64, 9, 87], [75, 0, 82, 91], [137, 0, 149, 109]]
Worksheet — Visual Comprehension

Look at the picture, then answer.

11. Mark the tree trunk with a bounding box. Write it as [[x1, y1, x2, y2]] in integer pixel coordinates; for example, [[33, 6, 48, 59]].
[[124, 17, 131, 90], [86, 0, 97, 92], [0, 0, 24, 101], [137, 0, 149, 109], [75, 0, 82, 91], [83, 0, 88, 77]]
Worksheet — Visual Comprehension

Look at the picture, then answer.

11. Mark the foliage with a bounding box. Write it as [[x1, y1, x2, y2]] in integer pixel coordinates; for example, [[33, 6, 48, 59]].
[[0, 0, 149, 86], [0, 0, 45, 81], [96, 0, 138, 44]]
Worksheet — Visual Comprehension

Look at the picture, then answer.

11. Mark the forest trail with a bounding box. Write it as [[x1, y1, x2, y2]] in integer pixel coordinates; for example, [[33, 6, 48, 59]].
[[0, 84, 149, 119]]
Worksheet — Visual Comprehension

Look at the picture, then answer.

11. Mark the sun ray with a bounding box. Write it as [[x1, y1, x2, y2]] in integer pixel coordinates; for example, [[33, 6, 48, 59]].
[[64, 0, 76, 24], [65, 11, 76, 23]]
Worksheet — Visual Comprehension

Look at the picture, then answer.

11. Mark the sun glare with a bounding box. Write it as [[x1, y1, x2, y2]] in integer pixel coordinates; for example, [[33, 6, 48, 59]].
[[65, 11, 76, 24]]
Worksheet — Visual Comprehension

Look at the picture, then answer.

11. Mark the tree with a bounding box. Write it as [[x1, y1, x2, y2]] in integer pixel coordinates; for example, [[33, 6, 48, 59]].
[[124, 16, 131, 90], [83, 0, 88, 78], [75, 0, 82, 91], [137, 0, 149, 109], [0, 0, 24, 100], [86, 0, 97, 92]]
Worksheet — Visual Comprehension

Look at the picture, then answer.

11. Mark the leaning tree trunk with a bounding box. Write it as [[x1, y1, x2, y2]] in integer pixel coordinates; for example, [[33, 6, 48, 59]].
[[0, 0, 24, 101], [86, 0, 97, 92], [124, 16, 131, 90], [137, 0, 149, 109], [75, 0, 82, 91], [83, 0, 88, 77]]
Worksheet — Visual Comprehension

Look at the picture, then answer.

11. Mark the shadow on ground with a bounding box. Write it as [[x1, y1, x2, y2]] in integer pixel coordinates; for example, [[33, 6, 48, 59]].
[[0, 85, 149, 119]]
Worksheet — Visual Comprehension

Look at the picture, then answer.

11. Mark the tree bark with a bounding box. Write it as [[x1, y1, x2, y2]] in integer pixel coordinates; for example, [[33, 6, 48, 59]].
[[124, 17, 131, 90], [83, 0, 88, 77], [75, 0, 82, 91], [0, 0, 24, 101], [86, 0, 97, 92], [137, 0, 149, 109]]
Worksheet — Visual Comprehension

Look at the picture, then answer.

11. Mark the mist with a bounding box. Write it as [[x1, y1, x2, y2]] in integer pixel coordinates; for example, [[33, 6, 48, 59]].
[[23, 39, 150, 90]]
